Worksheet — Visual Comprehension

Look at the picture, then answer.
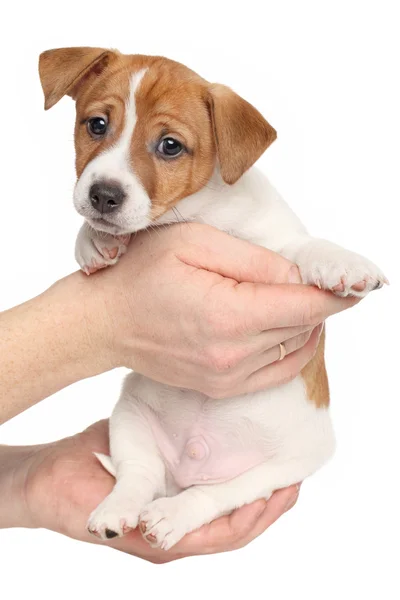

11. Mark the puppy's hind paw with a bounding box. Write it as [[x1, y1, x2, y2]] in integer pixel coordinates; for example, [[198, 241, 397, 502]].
[[87, 496, 140, 541]]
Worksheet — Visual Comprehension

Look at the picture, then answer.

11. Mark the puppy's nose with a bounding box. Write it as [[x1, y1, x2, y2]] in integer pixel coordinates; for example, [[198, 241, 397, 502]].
[[89, 181, 125, 214]]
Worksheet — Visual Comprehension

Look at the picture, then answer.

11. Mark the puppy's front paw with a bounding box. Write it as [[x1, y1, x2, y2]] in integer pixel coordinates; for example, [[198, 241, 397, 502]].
[[87, 494, 140, 540], [297, 242, 388, 298], [75, 224, 130, 275]]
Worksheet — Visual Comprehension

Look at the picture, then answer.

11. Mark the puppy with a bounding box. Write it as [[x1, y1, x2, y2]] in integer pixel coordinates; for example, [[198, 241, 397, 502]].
[[39, 47, 387, 550]]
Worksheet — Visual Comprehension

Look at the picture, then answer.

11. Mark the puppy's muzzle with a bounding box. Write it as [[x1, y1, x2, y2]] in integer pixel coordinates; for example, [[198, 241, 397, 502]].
[[89, 180, 126, 215]]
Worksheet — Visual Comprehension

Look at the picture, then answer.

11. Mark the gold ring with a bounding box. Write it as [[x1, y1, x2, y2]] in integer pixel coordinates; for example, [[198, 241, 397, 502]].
[[278, 342, 287, 361]]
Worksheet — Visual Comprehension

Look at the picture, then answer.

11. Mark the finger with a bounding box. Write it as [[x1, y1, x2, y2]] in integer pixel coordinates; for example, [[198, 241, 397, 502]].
[[246, 324, 314, 351], [260, 327, 314, 364], [236, 485, 300, 549], [113, 529, 179, 564], [232, 282, 360, 331], [181, 485, 300, 556], [242, 327, 315, 375], [173, 500, 268, 556], [99, 487, 300, 562], [172, 223, 301, 284], [235, 325, 323, 395]]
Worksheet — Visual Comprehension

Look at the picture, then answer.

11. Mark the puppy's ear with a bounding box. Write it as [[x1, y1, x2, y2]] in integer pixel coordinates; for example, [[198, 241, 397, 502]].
[[208, 84, 277, 185], [39, 47, 115, 110]]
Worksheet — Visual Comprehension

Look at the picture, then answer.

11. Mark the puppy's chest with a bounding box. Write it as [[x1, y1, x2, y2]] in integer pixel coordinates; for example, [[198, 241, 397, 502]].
[[138, 392, 280, 488]]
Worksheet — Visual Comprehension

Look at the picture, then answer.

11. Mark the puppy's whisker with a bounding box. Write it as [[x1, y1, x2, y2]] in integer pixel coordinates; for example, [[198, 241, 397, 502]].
[[174, 207, 189, 224], [171, 207, 187, 225], [171, 207, 194, 235], [190, 174, 227, 194], [147, 223, 163, 238]]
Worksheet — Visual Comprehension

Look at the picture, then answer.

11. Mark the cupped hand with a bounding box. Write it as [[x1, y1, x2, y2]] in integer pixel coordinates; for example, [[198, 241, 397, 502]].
[[20, 421, 300, 563], [89, 223, 358, 397]]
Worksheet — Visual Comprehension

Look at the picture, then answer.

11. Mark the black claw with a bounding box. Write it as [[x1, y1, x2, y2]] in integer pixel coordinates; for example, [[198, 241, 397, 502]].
[[105, 528, 119, 539]]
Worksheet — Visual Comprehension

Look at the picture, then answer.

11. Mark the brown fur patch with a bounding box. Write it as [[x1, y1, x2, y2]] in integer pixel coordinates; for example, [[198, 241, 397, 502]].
[[301, 327, 330, 408], [131, 58, 216, 216], [38, 47, 277, 222], [39, 47, 112, 110], [40, 48, 328, 408], [209, 84, 277, 184]]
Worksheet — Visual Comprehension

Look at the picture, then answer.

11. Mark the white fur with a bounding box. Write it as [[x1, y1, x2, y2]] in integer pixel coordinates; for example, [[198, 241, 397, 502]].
[[77, 92, 386, 549], [74, 222, 130, 274], [98, 373, 335, 549], [73, 69, 151, 237], [93, 452, 116, 477]]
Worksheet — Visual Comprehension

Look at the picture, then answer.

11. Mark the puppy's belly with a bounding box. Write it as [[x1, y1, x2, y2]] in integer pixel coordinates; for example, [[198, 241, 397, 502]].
[[142, 407, 267, 487], [156, 431, 265, 488]]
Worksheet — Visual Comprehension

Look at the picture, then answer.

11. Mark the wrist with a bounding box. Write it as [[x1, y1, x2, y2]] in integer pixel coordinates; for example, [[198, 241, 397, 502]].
[[0, 270, 119, 422], [83, 262, 141, 370], [0, 445, 42, 529], [42, 270, 119, 376]]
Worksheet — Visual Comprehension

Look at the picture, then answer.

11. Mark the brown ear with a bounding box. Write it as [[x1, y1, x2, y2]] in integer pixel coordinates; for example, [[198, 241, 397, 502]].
[[208, 84, 277, 185], [38, 47, 114, 110]]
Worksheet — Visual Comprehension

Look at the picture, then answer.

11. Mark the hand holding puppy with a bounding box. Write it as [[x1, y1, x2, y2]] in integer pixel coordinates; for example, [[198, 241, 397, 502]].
[[0, 223, 357, 423], [0, 420, 300, 563], [92, 222, 358, 398], [0, 223, 357, 556]]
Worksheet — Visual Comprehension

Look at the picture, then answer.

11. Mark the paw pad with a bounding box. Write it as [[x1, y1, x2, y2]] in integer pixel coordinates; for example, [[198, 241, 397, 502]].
[[105, 528, 119, 539], [101, 246, 119, 260]]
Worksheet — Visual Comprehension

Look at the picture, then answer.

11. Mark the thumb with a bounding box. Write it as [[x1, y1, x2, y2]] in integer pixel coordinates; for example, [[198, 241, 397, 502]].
[[173, 223, 301, 284]]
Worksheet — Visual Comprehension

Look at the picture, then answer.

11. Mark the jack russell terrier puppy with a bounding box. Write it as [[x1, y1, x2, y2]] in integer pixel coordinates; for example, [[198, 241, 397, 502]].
[[39, 47, 387, 550]]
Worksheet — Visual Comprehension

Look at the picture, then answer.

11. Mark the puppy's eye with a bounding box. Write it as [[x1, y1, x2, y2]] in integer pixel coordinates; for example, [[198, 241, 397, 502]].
[[157, 137, 184, 158], [87, 117, 108, 137]]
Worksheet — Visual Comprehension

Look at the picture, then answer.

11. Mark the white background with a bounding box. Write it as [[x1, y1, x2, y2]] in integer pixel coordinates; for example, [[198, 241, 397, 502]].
[[0, 1, 398, 598]]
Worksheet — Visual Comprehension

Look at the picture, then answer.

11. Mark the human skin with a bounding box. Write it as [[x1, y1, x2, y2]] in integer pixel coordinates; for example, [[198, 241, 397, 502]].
[[0, 223, 358, 424], [0, 420, 300, 563], [0, 223, 359, 560]]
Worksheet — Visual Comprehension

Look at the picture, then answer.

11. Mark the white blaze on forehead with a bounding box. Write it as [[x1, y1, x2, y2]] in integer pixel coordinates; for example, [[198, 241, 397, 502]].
[[73, 68, 152, 233], [116, 68, 147, 159]]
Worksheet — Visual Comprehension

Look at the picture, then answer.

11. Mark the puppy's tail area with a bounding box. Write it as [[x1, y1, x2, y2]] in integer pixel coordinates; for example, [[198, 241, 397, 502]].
[[93, 452, 116, 478]]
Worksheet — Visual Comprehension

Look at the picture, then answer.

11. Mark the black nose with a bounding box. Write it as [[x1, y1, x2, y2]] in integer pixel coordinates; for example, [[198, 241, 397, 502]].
[[89, 181, 125, 214]]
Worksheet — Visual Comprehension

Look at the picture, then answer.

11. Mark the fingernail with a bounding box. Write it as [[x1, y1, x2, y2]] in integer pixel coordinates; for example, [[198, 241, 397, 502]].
[[288, 266, 302, 284], [285, 483, 301, 512], [284, 492, 299, 512]]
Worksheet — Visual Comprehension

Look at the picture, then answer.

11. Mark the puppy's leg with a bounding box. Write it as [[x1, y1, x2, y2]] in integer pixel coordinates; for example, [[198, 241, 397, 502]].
[[242, 173, 387, 297], [87, 388, 165, 540], [281, 235, 388, 298], [139, 447, 331, 551], [75, 221, 130, 275]]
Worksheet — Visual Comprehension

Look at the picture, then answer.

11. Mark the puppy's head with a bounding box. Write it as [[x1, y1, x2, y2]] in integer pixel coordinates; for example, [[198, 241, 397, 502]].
[[39, 47, 276, 235]]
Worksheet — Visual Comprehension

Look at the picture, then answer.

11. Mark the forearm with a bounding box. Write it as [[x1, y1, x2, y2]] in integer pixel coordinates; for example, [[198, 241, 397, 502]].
[[0, 271, 111, 424]]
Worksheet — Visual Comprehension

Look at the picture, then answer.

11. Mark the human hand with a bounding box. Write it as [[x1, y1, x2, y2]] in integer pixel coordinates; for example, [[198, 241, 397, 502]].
[[0, 222, 359, 423], [0, 421, 300, 563], [87, 223, 358, 397]]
